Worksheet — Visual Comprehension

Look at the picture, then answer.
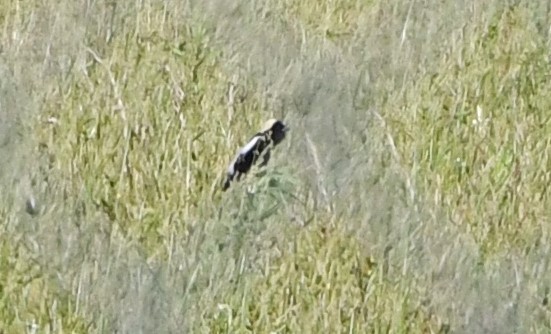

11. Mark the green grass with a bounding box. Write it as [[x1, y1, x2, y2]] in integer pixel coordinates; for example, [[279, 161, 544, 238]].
[[1, 0, 550, 333]]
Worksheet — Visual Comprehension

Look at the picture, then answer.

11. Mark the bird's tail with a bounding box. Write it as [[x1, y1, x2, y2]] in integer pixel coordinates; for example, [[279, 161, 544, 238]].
[[222, 175, 233, 191]]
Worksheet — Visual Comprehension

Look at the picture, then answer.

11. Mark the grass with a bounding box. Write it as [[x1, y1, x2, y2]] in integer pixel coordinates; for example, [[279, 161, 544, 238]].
[[0, 0, 550, 333]]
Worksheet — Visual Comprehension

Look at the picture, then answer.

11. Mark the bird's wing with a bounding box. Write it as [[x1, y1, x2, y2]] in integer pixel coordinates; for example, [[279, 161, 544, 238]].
[[239, 135, 264, 155], [227, 135, 263, 174]]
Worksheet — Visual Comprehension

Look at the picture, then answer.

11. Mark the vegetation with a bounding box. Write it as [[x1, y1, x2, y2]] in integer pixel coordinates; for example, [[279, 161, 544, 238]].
[[0, 0, 550, 332]]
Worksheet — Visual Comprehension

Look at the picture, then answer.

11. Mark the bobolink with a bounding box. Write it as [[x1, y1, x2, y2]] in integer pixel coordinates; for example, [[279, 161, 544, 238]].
[[223, 119, 289, 191]]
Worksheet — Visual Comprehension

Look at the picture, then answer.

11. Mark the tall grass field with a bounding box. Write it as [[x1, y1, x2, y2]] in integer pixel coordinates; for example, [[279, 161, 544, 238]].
[[0, 0, 550, 333]]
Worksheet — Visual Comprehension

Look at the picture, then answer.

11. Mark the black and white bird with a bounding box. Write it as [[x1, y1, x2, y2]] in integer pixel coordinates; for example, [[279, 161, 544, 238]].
[[223, 119, 289, 191]]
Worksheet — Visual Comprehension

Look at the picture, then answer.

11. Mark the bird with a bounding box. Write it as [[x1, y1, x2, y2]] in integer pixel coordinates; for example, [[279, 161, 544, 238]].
[[223, 119, 289, 191]]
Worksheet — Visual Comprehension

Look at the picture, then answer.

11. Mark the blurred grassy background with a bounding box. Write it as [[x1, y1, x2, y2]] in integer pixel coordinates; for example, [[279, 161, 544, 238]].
[[0, 0, 550, 333]]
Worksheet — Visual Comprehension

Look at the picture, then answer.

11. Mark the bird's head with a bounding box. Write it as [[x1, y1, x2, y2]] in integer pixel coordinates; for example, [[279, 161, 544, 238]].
[[261, 118, 289, 145]]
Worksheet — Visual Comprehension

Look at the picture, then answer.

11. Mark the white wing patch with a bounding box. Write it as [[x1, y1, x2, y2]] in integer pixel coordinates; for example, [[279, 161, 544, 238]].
[[239, 136, 263, 155], [227, 136, 264, 175]]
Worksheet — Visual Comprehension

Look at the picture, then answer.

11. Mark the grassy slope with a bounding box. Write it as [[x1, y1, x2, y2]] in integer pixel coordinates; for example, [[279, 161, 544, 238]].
[[0, 0, 550, 333]]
